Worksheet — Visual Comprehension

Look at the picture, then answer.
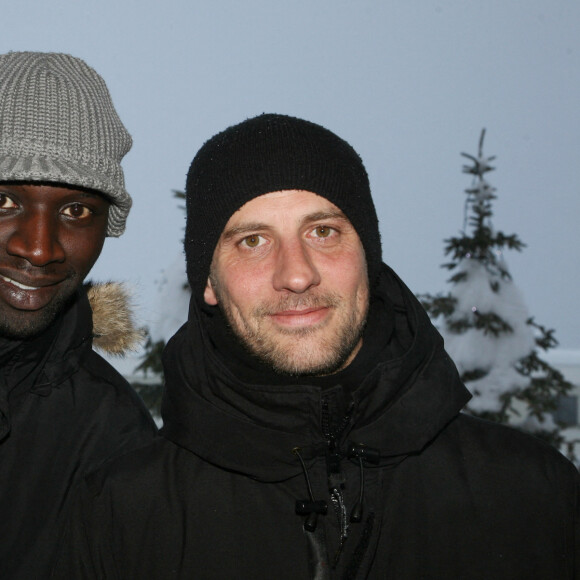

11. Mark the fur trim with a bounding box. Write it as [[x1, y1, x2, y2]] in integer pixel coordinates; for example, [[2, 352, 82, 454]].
[[86, 282, 144, 355]]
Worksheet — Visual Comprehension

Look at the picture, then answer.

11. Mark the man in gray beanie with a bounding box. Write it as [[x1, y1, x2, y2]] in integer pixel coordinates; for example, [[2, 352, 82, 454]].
[[0, 51, 156, 579], [55, 114, 578, 579]]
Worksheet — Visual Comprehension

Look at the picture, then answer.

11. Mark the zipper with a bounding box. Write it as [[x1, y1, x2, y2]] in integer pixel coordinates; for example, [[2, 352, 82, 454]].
[[321, 392, 355, 568]]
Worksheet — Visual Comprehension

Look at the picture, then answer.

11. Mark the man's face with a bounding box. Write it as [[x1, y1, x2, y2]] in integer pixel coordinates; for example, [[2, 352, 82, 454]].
[[204, 189, 370, 376], [0, 183, 109, 340]]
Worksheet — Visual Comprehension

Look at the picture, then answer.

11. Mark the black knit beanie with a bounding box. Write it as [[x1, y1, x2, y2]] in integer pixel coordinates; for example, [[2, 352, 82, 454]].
[[185, 113, 382, 302]]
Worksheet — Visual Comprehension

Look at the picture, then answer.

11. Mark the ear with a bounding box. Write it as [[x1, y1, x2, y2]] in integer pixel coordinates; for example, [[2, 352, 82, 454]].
[[203, 277, 218, 306]]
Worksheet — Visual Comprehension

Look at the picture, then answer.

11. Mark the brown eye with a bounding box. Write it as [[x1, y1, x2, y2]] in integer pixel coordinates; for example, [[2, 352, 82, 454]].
[[63, 203, 91, 219], [0, 193, 17, 209], [314, 226, 332, 238], [243, 235, 262, 247]]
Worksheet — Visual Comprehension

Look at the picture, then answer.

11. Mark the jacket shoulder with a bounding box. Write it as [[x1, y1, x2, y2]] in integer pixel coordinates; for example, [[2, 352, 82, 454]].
[[81, 349, 156, 418], [447, 412, 579, 482], [82, 348, 144, 398], [83, 437, 176, 498], [56, 349, 158, 467]]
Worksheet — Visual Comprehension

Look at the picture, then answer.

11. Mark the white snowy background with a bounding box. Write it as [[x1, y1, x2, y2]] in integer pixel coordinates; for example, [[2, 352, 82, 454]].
[[4, 1, 580, 354]]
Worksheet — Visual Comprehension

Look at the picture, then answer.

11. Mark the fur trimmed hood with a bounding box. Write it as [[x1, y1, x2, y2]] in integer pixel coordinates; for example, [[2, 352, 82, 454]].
[[87, 282, 144, 356]]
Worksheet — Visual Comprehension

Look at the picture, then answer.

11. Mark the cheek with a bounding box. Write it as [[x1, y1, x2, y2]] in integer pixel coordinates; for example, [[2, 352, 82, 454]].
[[212, 260, 275, 319], [63, 228, 107, 275], [222, 258, 273, 296], [0, 225, 13, 248], [320, 247, 367, 289]]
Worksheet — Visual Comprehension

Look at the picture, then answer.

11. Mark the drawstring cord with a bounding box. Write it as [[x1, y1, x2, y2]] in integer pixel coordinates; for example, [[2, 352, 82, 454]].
[[293, 443, 380, 575], [347, 443, 380, 523], [351, 455, 365, 523], [293, 447, 328, 532], [293, 443, 380, 529]]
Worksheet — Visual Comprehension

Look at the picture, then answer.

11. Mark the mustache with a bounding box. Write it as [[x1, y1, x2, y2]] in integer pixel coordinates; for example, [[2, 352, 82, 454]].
[[254, 292, 341, 316]]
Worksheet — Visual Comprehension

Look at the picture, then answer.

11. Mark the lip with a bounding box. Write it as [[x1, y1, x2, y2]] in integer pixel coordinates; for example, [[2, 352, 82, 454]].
[[270, 306, 330, 327], [0, 273, 65, 311]]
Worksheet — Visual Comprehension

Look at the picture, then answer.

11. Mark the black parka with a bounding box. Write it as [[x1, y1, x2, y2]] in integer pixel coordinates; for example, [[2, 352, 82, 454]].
[[54, 266, 579, 579], [0, 285, 157, 579]]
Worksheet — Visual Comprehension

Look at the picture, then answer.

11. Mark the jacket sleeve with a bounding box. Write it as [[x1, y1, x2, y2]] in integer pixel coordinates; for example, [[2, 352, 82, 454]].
[[48, 357, 158, 577], [51, 477, 120, 579]]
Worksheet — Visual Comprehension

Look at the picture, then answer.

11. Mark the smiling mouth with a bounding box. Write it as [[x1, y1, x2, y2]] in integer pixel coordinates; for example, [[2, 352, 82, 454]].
[[0, 275, 41, 290], [269, 306, 331, 327], [275, 307, 324, 316]]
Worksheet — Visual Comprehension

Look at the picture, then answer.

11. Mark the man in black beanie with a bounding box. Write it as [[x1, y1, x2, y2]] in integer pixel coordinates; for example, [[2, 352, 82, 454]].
[[55, 114, 579, 579]]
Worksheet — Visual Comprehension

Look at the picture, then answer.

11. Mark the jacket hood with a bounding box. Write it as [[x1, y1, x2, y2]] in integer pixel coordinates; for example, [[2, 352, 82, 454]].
[[88, 282, 144, 356], [161, 264, 471, 482]]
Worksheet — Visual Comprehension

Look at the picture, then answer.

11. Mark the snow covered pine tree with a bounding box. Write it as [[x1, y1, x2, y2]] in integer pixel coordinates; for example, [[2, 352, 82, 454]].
[[419, 129, 578, 462]]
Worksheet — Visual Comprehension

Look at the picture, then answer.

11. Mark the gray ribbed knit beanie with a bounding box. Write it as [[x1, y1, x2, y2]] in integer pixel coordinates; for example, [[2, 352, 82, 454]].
[[0, 51, 132, 236], [185, 113, 382, 301]]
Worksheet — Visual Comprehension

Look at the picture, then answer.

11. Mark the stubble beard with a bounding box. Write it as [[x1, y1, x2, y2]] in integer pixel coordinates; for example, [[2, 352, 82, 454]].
[[215, 287, 369, 377]]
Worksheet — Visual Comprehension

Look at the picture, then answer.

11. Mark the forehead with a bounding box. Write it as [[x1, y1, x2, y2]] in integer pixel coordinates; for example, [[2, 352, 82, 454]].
[[224, 189, 347, 228]]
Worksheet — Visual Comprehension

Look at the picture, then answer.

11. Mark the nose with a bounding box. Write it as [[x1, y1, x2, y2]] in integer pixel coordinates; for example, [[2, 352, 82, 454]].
[[6, 211, 66, 266], [272, 239, 321, 293]]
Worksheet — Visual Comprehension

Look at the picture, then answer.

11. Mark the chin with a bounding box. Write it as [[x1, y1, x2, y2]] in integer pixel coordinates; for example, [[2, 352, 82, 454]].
[[0, 308, 59, 340], [0, 287, 78, 340], [268, 347, 348, 377]]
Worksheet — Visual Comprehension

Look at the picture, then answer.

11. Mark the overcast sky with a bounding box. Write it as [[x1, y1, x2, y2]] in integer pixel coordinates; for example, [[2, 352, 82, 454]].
[[4, 1, 580, 350]]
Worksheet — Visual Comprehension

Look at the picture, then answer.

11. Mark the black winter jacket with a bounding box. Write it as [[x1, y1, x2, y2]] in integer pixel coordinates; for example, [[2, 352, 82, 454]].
[[54, 267, 579, 579], [0, 284, 157, 579]]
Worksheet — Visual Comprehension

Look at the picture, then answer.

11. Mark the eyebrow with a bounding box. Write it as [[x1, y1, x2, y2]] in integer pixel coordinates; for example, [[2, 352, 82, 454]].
[[221, 209, 350, 242], [221, 223, 271, 241], [303, 209, 348, 223]]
